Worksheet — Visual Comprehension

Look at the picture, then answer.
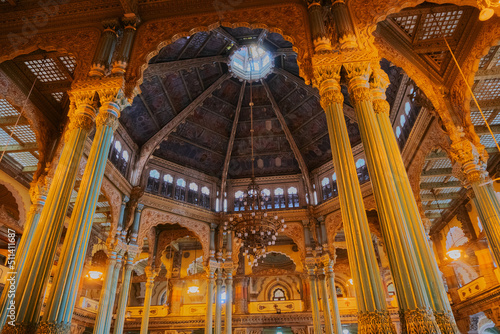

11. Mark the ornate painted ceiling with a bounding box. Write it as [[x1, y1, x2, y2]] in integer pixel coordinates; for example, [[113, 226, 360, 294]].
[[120, 27, 406, 179]]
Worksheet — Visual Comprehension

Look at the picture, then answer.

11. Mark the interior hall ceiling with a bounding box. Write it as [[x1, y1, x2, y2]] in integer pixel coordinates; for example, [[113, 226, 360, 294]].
[[121, 27, 405, 179]]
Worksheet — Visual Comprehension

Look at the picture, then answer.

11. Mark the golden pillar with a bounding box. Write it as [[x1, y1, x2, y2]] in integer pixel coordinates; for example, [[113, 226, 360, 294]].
[[318, 266, 334, 334], [140, 266, 158, 334], [2, 91, 96, 334], [314, 65, 394, 333], [344, 61, 439, 332], [305, 261, 322, 334], [370, 63, 458, 333]]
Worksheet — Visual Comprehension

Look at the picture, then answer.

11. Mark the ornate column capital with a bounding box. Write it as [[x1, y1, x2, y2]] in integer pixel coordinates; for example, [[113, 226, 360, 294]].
[[449, 138, 489, 184], [29, 176, 48, 215], [344, 61, 371, 101], [370, 61, 390, 101], [145, 266, 159, 284]]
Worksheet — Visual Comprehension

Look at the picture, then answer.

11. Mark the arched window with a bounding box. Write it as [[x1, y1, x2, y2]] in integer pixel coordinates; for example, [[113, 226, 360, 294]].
[[160, 174, 174, 197], [332, 173, 338, 197], [174, 178, 186, 201], [274, 188, 285, 209], [110, 140, 122, 165], [188, 182, 199, 204], [396, 126, 402, 138], [387, 282, 396, 296], [287, 187, 299, 208], [322, 177, 332, 200], [356, 159, 369, 184], [335, 285, 345, 297], [147, 170, 160, 193], [261, 189, 272, 209], [272, 288, 286, 301], [405, 101, 411, 115], [120, 150, 129, 175], [400, 115, 406, 127], [234, 190, 245, 212], [200, 186, 210, 209]]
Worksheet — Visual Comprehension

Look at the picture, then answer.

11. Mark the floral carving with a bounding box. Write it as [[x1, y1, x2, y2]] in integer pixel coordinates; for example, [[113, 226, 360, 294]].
[[138, 208, 210, 261]]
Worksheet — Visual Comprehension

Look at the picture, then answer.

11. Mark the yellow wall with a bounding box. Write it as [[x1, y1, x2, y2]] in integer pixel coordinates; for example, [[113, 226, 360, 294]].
[[0, 169, 31, 228]]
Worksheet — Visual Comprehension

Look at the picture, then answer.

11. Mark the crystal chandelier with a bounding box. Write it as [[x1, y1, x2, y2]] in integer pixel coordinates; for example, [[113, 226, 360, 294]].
[[223, 49, 286, 265]]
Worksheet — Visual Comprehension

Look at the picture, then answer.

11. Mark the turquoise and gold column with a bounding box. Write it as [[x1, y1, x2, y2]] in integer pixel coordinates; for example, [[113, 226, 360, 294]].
[[205, 267, 216, 334], [370, 63, 458, 333], [325, 259, 342, 334], [40, 83, 124, 334], [313, 65, 394, 333], [305, 261, 321, 334], [0, 177, 47, 330], [450, 140, 500, 267], [140, 266, 158, 334], [318, 266, 334, 334], [345, 61, 439, 332], [2, 91, 96, 334], [215, 267, 223, 334], [92, 247, 122, 334], [113, 249, 138, 334], [225, 230, 233, 334]]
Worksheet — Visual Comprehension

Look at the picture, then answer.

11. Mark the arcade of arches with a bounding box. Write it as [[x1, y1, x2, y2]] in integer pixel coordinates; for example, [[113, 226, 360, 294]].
[[1, 0, 500, 334]]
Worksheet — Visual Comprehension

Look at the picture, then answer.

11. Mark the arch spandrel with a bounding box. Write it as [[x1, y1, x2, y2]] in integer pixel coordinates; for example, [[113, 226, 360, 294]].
[[125, 3, 313, 97], [138, 208, 210, 262], [280, 221, 306, 261], [100, 177, 122, 236]]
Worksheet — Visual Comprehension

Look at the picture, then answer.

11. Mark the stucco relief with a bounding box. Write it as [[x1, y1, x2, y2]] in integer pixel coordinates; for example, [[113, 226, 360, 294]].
[[138, 208, 210, 261], [325, 210, 342, 252], [281, 222, 306, 260], [101, 176, 122, 235], [126, 4, 313, 96]]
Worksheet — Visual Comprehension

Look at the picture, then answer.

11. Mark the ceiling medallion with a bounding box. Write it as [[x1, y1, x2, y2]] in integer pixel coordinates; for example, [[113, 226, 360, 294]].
[[228, 45, 274, 82], [223, 78, 286, 266]]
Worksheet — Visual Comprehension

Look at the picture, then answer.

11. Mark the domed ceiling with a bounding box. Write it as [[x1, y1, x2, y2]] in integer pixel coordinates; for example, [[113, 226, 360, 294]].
[[120, 27, 402, 179]]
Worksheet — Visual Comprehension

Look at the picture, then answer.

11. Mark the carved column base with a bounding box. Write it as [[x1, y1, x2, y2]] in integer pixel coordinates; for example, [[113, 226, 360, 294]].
[[2, 323, 38, 334], [399, 308, 440, 334], [434, 311, 460, 334], [357, 310, 396, 334], [36, 322, 71, 334]]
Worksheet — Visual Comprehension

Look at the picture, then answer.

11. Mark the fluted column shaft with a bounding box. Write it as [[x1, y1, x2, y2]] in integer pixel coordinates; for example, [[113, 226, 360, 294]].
[[0, 184, 46, 330], [345, 61, 439, 332], [112, 17, 138, 75], [326, 265, 342, 334], [41, 99, 121, 334], [113, 257, 134, 334], [314, 65, 394, 333], [307, 1, 331, 52], [205, 270, 215, 334], [140, 267, 157, 334], [225, 272, 233, 334], [371, 64, 458, 333], [92, 253, 120, 334], [215, 269, 223, 334], [90, 20, 118, 77], [103, 259, 123, 334], [2, 96, 96, 334], [307, 265, 322, 334], [318, 268, 334, 334]]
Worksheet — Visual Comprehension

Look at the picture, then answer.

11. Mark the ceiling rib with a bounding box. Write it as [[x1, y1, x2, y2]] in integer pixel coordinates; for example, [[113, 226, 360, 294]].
[[132, 73, 231, 185], [262, 80, 313, 199], [143, 55, 227, 81], [220, 82, 246, 204]]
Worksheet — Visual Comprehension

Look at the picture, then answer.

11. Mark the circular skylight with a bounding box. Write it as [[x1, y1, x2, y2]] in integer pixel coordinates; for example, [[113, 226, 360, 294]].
[[229, 45, 273, 81]]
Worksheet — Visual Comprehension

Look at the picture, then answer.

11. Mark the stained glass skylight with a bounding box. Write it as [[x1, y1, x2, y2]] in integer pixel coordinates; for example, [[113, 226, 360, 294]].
[[229, 45, 273, 81]]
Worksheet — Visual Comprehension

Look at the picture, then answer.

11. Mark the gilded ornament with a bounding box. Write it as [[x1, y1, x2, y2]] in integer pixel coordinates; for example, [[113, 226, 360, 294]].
[[37, 321, 72, 334], [357, 310, 397, 334], [63, 114, 94, 143], [434, 311, 460, 334], [372, 99, 390, 114], [319, 89, 344, 109], [399, 308, 440, 334], [95, 111, 119, 131], [350, 87, 372, 103]]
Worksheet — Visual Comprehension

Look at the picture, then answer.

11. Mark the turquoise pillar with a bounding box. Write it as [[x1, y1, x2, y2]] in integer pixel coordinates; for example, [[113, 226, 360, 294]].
[[140, 266, 158, 334], [2, 93, 96, 334], [113, 252, 136, 334], [0, 180, 47, 330], [103, 258, 123, 334], [40, 95, 121, 334]]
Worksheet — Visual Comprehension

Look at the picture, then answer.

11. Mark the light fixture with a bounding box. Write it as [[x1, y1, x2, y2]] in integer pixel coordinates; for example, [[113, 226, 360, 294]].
[[478, 0, 498, 21], [446, 248, 462, 261], [88, 270, 103, 280], [187, 286, 200, 294], [348, 278, 353, 285], [223, 67, 286, 260]]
